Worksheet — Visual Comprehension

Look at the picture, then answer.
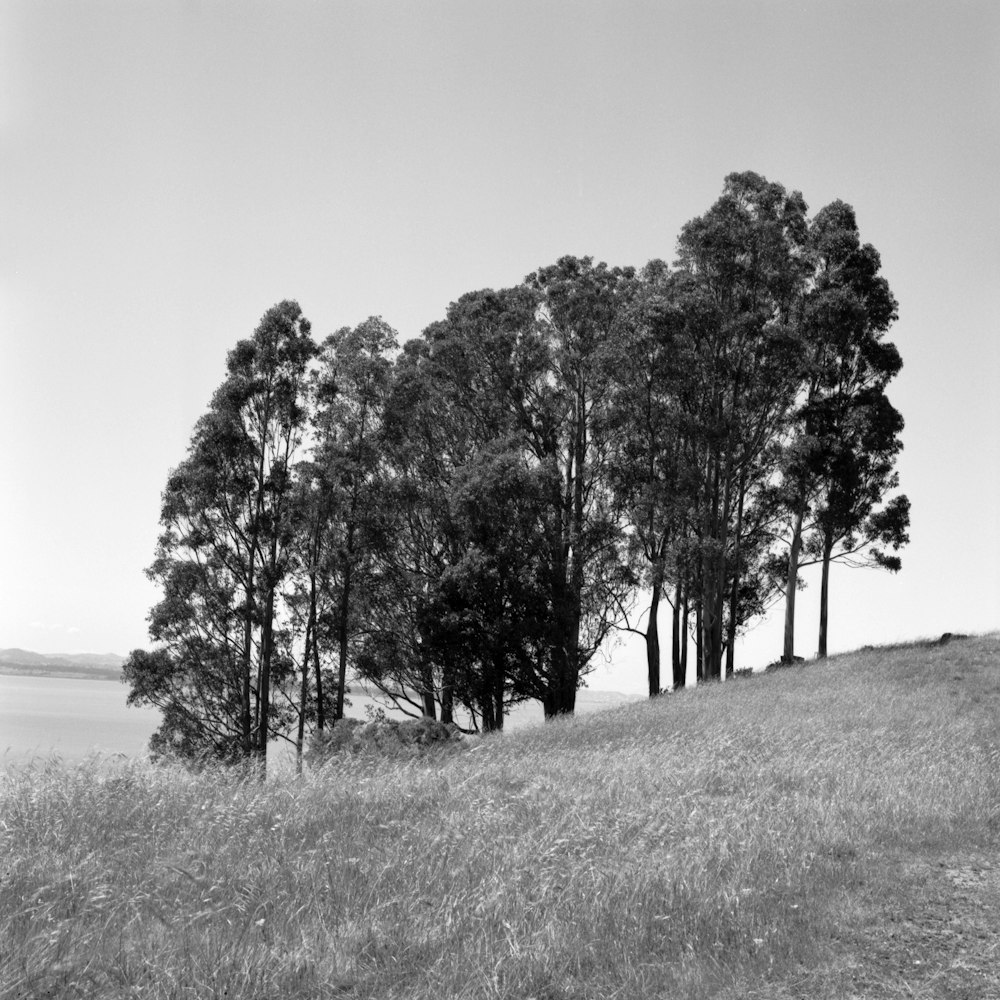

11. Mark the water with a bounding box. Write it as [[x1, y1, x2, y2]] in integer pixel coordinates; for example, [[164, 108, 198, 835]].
[[0, 672, 642, 770], [0, 673, 161, 767]]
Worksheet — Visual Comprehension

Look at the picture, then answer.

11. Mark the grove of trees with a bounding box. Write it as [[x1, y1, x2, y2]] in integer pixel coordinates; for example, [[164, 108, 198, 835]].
[[123, 172, 909, 771]]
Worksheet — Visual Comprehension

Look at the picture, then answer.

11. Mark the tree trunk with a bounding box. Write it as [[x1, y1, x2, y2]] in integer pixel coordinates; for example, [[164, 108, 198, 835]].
[[543, 644, 578, 717], [480, 674, 496, 732], [295, 600, 315, 774], [671, 579, 682, 690], [538, 372, 588, 720], [247, 401, 271, 764], [782, 505, 805, 664], [335, 575, 350, 723], [695, 600, 704, 683], [711, 452, 736, 681], [646, 574, 662, 698], [313, 626, 324, 732], [422, 690, 437, 720], [701, 442, 722, 682], [493, 656, 505, 731], [725, 570, 738, 679], [440, 679, 454, 724], [480, 654, 505, 733], [335, 515, 359, 724], [679, 588, 689, 688], [256, 583, 276, 775], [545, 528, 581, 717], [818, 525, 835, 658], [240, 560, 256, 758], [419, 656, 437, 720], [725, 469, 748, 678]]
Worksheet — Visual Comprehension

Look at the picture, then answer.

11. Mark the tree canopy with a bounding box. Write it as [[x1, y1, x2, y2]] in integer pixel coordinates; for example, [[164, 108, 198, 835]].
[[124, 172, 909, 767]]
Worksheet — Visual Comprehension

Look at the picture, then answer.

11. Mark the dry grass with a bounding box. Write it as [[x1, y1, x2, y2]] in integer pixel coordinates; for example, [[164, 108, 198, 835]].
[[2, 635, 999, 999]]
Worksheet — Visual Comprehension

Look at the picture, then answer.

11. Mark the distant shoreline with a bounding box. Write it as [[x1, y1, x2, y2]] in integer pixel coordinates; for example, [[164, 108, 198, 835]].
[[0, 666, 122, 682], [0, 649, 126, 682]]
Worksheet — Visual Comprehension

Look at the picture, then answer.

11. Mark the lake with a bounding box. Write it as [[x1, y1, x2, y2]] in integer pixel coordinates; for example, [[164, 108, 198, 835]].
[[0, 672, 642, 770], [0, 673, 162, 768]]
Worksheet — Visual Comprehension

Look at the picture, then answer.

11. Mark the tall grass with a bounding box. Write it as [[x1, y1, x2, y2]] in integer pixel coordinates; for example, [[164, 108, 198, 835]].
[[3, 636, 999, 999]]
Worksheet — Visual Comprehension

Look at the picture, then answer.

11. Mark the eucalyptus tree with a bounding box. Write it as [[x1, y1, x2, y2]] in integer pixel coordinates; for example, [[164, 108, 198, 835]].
[[416, 445, 551, 731], [366, 265, 633, 721], [360, 286, 556, 727], [358, 293, 530, 724], [288, 317, 397, 763], [124, 301, 315, 769], [601, 260, 695, 696], [777, 200, 907, 661], [674, 172, 811, 680], [312, 317, 398, 720], [520, 256, 637, 713], [810, 394, 909, 656]]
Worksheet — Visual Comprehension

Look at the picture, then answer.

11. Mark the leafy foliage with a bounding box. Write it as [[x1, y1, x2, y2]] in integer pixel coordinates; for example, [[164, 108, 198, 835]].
[[124, 173, 908, 764]]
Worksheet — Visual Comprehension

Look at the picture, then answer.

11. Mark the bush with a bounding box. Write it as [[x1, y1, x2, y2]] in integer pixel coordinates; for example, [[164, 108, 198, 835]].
[[306, 716, 467, 765]]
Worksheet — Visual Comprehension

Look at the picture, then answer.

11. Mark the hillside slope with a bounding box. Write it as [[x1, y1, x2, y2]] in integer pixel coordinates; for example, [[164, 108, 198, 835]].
[[2, 635, 999, 999]]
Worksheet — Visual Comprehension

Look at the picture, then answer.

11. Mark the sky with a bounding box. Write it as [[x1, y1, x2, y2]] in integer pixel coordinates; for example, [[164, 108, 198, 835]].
[[2, 0, 998, 696]]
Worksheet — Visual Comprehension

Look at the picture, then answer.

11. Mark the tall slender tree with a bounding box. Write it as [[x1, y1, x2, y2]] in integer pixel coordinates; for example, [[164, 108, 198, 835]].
[[124, 301, 315, 771], [312, 318, 398, 721], [521, 257, 636, 713], [674, 172, 810, 680], [602, 261, 694, 696], [777, 200, 907, 661]]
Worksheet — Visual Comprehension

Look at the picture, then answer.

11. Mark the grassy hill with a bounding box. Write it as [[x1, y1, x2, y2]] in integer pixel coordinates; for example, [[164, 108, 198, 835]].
[[2, 636, 999, 999]]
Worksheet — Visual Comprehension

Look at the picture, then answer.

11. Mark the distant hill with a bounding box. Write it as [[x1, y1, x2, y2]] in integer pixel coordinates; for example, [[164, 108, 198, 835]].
[[0, 648, 125, 680]]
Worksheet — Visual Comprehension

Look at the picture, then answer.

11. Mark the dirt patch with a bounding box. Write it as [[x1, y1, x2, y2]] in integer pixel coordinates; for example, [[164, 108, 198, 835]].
[[823, 850, 1000, 999], [728, 849, 1000, 1000]]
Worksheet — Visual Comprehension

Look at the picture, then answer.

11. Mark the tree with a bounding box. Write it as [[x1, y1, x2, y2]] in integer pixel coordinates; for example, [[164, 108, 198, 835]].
[[311, 318, 398, 720], [124, 301, 315, 771], [362, 288, 550, 727], [602, 260, 695, 695], [776, 200, 908, 661], [674, 172, 811, 680], [417, 446, 550, 730], [809, 390, 909, 657], [285, 317, 396, 766], [367, 268, 633, 722], [521, 257, 636, 713]]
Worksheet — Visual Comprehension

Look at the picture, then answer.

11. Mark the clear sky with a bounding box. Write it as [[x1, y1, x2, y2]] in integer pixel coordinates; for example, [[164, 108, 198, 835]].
[[2, 1, 998, 695]]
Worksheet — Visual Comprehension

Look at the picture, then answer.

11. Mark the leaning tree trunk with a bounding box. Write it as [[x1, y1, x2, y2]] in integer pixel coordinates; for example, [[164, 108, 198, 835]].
[[646, 571, 663, 698]]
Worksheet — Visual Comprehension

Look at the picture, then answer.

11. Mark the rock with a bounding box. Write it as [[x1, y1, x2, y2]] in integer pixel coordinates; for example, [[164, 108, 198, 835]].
[[938, 632, 969, 645], [764, 655, 806, 671]]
